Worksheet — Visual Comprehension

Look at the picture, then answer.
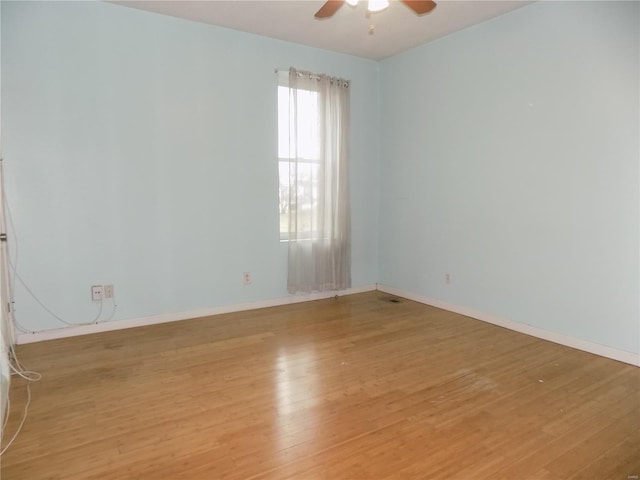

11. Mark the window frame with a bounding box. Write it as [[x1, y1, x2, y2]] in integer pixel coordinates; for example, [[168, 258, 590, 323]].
[[277, 82, 322, 242]]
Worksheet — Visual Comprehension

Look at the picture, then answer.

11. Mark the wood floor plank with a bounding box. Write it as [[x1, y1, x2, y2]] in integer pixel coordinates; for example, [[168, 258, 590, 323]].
[[2, 292, 638, 479], [544, 412, 639, 479]]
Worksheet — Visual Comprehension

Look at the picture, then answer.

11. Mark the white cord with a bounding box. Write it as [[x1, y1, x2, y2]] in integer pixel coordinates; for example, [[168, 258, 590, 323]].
[[0, 160, 40, 455], [3, 188, 115, 329], [9, 364, 40, 383], [1, 344, 41, 457], [0, 168, 120, 457], [8, 344, 39, 382], [103, 298, 118, 322], [11, 319, 33, 334], [0, 377, 33, 456], [2, 396, 9, 431], [10, 266, 106, 327], [2, 185, 19, 313]]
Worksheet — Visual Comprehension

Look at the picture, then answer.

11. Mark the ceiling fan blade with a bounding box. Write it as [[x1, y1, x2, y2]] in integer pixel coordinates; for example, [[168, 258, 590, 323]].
[[401, 0, 437, 15], [315, 0, 346, 18]]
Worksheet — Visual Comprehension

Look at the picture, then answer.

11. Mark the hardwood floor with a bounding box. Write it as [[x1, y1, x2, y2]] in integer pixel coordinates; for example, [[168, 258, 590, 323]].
[[2, 292, 639, 479]]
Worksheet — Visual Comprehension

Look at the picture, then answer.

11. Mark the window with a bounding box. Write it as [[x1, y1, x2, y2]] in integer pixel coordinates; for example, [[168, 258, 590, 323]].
[[277, 85, 320, 241], [278, 68, 351, 294]]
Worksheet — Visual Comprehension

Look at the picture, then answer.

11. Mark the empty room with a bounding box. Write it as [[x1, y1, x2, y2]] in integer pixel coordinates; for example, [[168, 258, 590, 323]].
[[0, 0, 638, 478]]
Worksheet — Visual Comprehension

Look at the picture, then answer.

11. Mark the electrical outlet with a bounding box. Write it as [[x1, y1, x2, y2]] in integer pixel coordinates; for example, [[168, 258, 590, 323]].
[[104, 284, 114, 299], [91, 285, 103, 301], [445, 273, 451, 284], [243, 272, 252, 285]]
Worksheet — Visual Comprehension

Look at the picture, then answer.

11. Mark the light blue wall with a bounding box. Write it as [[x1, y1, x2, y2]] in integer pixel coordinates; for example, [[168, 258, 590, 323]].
[[379, 1, 639, 354], [1, 1, 380, 331]]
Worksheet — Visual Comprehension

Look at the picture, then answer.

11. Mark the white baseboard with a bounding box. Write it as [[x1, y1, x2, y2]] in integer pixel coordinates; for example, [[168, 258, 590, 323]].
[[16, 284, 377, 345], [377, 284, 639, 367], [15, 283, 639, 368]]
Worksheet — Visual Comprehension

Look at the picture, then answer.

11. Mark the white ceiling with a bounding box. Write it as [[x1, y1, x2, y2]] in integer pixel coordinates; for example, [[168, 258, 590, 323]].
[[112, 0, 534, 60]]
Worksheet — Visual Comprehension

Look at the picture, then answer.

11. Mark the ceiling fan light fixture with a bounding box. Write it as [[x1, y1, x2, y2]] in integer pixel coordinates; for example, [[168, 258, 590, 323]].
[[314, 0, 435, 19], [367, 0, 389, 13]]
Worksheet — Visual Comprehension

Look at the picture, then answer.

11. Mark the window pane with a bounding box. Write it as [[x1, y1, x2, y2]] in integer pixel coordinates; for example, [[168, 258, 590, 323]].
[[279, 160, 320, 240], [278, 86, 319, 160], [278, 84, 321, 240]]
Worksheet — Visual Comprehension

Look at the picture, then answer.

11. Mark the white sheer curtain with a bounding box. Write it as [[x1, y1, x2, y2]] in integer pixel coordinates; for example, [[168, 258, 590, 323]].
[[286, 67, 351, 294]]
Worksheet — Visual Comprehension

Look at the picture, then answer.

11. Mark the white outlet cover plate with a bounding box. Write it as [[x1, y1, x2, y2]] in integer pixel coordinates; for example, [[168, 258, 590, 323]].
[[91, 285, 103, 301]]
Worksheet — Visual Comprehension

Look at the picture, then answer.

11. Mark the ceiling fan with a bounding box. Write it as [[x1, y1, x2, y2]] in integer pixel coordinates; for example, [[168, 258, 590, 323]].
[[315, 0, 437, 18]]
